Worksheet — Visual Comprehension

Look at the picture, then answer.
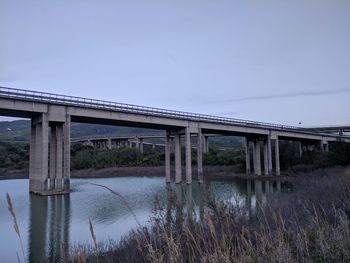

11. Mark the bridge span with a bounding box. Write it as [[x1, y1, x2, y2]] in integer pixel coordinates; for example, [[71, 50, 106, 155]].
[[0, 87, 349, 195]]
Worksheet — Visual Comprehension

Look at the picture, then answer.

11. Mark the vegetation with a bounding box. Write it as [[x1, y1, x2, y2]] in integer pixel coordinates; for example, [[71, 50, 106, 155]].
[[69, 170, 350, 262], [279, 141, 350, 171], [0, 141, 29, 169], [71, 145, 165, 170], [1, 140, 350, 173]]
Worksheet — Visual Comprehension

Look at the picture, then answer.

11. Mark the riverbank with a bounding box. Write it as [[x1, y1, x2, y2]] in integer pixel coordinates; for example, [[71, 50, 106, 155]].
[[1, 165, 349, 180], [71, 167, 350, 262], [0, 165, 240, 180]]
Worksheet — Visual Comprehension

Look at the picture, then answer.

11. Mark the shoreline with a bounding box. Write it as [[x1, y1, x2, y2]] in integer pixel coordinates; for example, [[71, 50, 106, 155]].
[[0, 165, 349, 181]]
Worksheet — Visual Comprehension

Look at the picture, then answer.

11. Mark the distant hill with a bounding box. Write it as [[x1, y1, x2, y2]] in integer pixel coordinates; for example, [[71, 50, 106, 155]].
[[0, 120, 161, 142], [0, 120, 242, 147]]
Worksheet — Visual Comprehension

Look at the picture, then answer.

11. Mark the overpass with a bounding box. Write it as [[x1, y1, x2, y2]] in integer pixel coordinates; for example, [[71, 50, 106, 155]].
[[0, 86, 349, 195], [72, 134, 211, 153], [302, 126, 350, 135]]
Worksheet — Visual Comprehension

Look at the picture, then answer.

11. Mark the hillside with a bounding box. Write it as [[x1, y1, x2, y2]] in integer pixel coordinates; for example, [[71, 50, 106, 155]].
[[0, 120, 161, 142], [0, 120, 242, 147]]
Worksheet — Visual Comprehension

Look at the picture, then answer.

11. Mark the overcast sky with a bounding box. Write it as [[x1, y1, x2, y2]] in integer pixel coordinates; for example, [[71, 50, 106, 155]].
[[1, 0, 349, 126]]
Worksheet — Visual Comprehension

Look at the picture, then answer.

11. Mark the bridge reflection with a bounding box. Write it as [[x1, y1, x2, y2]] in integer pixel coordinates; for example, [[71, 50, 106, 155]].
[[26, 178, 282, 262], [166, 179, 283, 223], [28, 194, 71, 263]]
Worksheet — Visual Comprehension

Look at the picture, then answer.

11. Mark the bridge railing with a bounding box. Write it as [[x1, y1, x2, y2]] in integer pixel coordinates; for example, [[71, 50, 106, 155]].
[[0, 86, 319, 132]]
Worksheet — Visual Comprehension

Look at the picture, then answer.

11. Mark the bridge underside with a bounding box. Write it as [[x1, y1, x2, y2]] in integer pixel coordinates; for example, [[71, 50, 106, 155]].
[[0, 91, 348, 195]]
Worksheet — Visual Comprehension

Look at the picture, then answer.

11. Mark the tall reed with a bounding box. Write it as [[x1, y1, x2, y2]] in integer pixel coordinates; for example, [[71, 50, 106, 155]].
[[6, 192, 26, 263]]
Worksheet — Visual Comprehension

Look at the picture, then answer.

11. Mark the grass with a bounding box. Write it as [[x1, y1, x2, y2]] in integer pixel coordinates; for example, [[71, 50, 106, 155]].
[[66, 169, 350, 263], [6, 192, 26, 263]]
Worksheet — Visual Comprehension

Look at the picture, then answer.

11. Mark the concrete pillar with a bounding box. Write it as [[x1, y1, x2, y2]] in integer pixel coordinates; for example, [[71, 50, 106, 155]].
[[298, 141, 303, 157], [255, 141, 261, 176], [63, 115, 71, 191], [29, 124, 36, 187], [325, 142, 329, 152], [55, 125, 64, 190], [252, 140, 257, 174], [152, 144, 156, 152], [49, 126, 57, 190], [175, 133, 182, 183], [165, 131, 171, 183], [197, 130, 204, 183], [135, 137, 139, 149], [263, 140, 269, 176], [107, 138, 112, 150], [139, 138, 144, 154], [185, 128, 192, 184], [244, 138, 251, 175], [204, 136, 209, 153], [275, 137, 280, 176], [30, 114, 49, 194], [267, 136, 273, 175]]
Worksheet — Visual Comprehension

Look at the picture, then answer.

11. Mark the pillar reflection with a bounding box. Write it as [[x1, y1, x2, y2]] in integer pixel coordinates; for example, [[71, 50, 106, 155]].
[[186, 184, 193, 221], [28, 194, 71, 263], [175, 184, 183, 222]]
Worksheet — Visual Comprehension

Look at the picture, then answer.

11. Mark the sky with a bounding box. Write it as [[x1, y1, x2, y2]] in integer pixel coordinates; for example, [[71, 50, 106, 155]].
[[0, 0, 349, 126]]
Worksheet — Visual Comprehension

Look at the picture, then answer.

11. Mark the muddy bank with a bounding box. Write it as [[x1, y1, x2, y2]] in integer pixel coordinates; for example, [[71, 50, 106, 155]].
[[1, 165, 349, 181], [71, 165, 240, 179], [0, 166, 241, 180]]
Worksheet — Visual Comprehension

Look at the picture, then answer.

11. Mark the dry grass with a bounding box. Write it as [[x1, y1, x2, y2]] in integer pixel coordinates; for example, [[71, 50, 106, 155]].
[[6, 192, 26, 263]]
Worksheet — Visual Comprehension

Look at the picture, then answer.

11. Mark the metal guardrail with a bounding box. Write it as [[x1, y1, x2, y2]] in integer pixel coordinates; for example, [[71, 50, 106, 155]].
[[0, 86, 348, 139], [0, 86, 300, 129]]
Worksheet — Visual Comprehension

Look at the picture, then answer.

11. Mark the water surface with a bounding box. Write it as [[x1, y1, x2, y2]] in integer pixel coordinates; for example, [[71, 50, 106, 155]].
[[0, 176, 281, 262]]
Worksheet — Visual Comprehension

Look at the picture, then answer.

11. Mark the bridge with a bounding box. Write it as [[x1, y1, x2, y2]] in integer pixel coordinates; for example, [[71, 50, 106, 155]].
[[72, 134, 211, 153], [302, 126, 350, 135], [0, 86, 349, 195]]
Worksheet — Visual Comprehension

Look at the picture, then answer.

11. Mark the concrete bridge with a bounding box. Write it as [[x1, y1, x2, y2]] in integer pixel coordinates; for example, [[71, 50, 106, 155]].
[[0, 86, 349, 195], [72, 134, 211, 153], [302, 126, 350, 136]]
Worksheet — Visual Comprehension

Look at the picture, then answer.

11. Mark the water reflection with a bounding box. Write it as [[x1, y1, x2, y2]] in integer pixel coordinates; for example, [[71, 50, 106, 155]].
[[1, 177, 285, 262], [28, 194, 70, 263]]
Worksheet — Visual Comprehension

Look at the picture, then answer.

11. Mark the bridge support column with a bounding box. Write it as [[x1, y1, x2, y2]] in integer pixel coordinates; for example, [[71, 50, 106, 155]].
[[203, 136, 209, 153], [185, 128, 192, 184], [298, 142, 303, 157], [165, 131, 171, 183], [275, 137, 280, 176], [49, 124, 64, 191], [244, 138, 251, 175], [197, 130, 204, 183], [267, 136, 273, 175], [139, 138, 144, 154], [107, 138, 112, 150], [29, 113, 71, 195], [30, 114, 49, 194], [135, 137, 139, 149], [255, 141, 262, 176], [320, 140, 329, 152], [263, 140, 269, 176], [63, 115, 71, 192], [175, 132, 182, 183]]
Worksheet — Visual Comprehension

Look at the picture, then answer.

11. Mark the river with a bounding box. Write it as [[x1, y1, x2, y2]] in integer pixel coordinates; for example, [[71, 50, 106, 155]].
[[0, 176, 282, 262]]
